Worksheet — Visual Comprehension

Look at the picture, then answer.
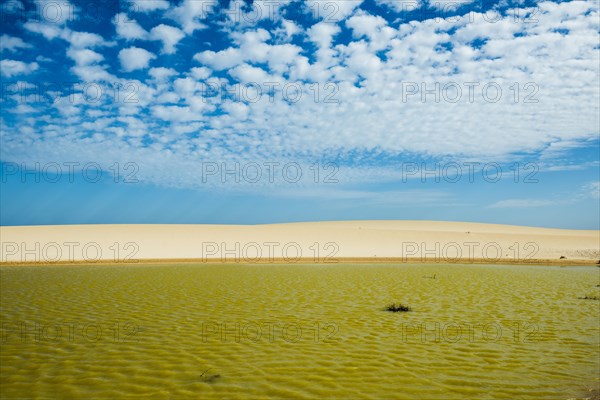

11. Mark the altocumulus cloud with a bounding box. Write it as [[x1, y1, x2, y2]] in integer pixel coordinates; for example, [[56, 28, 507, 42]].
[[118, 47, 157, 72], [0, 0, 598, 190], [0, 59, 39, 77]]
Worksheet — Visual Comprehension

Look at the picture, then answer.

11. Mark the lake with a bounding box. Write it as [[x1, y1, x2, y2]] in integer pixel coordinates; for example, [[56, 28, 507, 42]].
[[1, 263, 598, 399]]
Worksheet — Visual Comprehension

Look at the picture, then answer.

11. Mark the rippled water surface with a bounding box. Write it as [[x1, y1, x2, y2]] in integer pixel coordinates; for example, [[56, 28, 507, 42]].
[[1, 264, 599, 399]]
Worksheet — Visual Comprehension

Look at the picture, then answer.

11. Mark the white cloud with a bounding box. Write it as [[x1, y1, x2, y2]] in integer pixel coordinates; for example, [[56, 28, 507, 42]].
[[189, 67, 212, 80], [308, 22, 340, 48], [539, 139, 590, 160], [194, 29, 301, 74], [543, 161, 600, 172], [0, 35, 32, 52], [129, 0, 170, 12], [1, 0, 24, 14], [306, 0, 363, 21], [0, 60, 39, 77], [264, 44, 302, 73], [168, 0, 216, 34], [281, 19, 300, 38], [488, 199, 565, 208], [222, 0, 293, 27], [374, 0, 423, 12], [342, 41, 382, 77], [583, 182, 600, 200], [194, 48, 244, 70], [149, 67, 178, 81], [347, 12, 387, 37], [222, 101, 249, 121], [149, 24, 185, 54], [229, 63, 272, 83], [307, 22, 341, 67], [346, 12, 396, 51], [151, 105, 204, 122], [23, 21, 62, 40], [114, 17, 185, 54], [489, 181, 600, 209], [113, 13, 148, 40], [156, 91, 180, 104], [22, 0, 84, 41], [427, 0, 477, 11], [66, 48, 104, 66], [22, 23, 110, 53], [118, 47, 156, 72], [41, 0, 77, 24], [69, 64, 116, 82], [10, 104, 38, 114], [64, 31, 107, 48]]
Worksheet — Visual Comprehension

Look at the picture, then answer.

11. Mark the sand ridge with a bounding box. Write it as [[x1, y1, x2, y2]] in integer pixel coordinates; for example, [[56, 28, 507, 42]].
[[1, 221, 598, 264]]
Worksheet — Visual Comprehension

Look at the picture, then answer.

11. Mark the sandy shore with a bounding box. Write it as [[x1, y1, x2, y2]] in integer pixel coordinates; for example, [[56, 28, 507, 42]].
[[1, 221, 598, 265]]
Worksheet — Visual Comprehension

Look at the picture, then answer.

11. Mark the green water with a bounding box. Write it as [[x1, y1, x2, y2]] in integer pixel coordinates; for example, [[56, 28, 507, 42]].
[[1, 264, 599, 399]]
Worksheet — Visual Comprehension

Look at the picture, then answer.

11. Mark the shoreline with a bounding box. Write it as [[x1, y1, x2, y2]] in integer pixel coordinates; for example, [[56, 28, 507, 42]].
[[1, 257, 599, 267]]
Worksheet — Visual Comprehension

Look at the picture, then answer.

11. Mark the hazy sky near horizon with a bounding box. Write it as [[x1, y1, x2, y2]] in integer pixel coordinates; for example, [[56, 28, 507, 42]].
[[0, 0, 599, 228]]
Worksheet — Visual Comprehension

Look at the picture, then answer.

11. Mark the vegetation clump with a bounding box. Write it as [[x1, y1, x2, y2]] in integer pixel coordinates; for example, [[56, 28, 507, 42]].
[[385, 303, 411, 312], [578, 295, 600, 301], [199, 369, 221, 383]]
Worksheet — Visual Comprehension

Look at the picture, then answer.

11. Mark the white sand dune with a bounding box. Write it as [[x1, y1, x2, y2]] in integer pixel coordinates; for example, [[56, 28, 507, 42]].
[[0, 221, 598, 264]]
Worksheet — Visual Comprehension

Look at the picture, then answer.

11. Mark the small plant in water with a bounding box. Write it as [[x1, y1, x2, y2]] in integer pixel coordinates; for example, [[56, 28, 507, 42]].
[[578, 295, 600, 301], [199, 369, 221, 383], [386, 303, 411, 312]]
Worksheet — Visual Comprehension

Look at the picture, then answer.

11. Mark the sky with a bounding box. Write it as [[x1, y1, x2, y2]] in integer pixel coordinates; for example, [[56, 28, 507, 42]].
[[0, 0, 598, 229]]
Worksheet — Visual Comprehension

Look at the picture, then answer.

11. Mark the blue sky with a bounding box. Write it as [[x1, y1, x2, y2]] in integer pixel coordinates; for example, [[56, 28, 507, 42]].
[[0, 0, 599, 228]]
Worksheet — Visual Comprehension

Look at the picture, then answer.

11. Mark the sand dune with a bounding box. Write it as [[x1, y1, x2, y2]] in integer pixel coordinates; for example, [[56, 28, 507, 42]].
[[1, 221, 598, 264]]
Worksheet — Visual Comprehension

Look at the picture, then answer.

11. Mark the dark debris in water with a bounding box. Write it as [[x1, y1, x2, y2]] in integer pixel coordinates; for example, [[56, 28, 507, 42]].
[[199, 369, 221, 384], [385, 303, 411, 312], [578, 295, 600, 301]]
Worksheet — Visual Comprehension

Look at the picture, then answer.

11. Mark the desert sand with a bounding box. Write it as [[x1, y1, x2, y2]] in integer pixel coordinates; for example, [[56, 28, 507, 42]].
[[1, 221, 598, 264]]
